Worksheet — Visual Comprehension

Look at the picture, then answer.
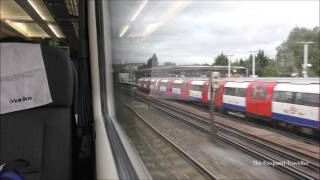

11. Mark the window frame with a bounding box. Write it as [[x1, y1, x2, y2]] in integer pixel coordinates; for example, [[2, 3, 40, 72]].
[[190, 84, 203, 91]]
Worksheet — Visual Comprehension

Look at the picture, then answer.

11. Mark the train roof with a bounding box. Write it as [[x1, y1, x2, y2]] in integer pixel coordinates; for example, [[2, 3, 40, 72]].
[[140, 77, 319, 85], [274, 83, 319, 94], [223, 77, 320, 84]]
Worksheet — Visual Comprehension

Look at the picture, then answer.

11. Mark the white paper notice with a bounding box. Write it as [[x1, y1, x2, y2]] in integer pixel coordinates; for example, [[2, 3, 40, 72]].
[[0, 43, 52, 114]]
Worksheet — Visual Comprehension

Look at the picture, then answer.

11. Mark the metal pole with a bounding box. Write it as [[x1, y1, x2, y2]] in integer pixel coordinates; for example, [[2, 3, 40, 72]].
[[296, 41, 314, 78], [302, 43, 308, 78], [248, 50, 258, 77], [252, 54, 255, 77], [226, 54, 234, 78], [228, 59, 231, 78], [209, 72, 217, 137]]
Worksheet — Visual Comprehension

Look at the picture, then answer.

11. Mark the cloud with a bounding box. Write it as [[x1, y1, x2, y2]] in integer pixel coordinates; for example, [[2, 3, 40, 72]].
[[111, 0, 319, 65]]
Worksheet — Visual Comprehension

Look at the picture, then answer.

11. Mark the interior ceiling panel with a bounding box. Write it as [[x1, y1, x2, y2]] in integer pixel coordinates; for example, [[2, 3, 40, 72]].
[[0, 0, 32, 21], [65, 0, 78, 17], [0, 0, 73, 39], [4, 20, 49, 37], [28, 0, 55, 22], [44, 0, 78, 40], [0, 21, 26, 39]]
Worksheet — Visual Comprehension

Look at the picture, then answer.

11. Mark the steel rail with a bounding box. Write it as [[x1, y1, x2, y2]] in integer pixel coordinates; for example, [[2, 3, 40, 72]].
[[134, 93, 320, 180], [119, 99, 218, 180]]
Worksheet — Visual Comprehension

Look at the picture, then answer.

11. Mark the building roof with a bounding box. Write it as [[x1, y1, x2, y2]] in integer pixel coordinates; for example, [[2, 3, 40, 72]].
[[135, 65, 246, 72]]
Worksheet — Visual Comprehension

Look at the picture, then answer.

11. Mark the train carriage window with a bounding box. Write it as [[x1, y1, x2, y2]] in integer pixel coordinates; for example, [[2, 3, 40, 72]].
[[251, 84, 267, 99], [295, 93, 319, 107], [273, 91, 294, 103], [191, 85, 202, 91], [160, 82, 167, 87], [173, 83, 182, 89], [235, 88, 246, 97], [224, 87, 235, 96]]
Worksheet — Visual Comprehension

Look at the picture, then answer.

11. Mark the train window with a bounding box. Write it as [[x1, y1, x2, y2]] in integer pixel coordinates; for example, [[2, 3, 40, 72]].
[[295, 93, 319, 107], [191, 85, 202, 91], [251, 84, 267, 99], [224, 87, 235, 96], [160, 82, 167, 87], [235, 88, 246, 97], [151, 81, 156, 86], [273, 91, 294, 103], [173, 83, 182, 89], [105, 1, 320, 180]]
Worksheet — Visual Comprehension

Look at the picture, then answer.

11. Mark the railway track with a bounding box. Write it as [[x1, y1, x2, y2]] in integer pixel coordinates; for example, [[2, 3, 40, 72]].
[[133, 92, 320, 180], [119, 83, 318, 144], [183, 100, 319, 146], [119, 98, 218, 180]]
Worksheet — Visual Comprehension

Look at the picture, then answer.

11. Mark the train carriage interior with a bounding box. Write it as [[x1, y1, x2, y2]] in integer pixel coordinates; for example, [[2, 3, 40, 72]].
[[0, 0, 319, 180]]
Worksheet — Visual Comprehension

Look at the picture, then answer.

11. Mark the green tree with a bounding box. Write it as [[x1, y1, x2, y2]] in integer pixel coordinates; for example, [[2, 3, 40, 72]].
[[255, 50, 271, 76], [137, 64, 148, 70], [276, 26, 319, 77], [231, 58, 246, 67], [262, 60, 279, 77], [242, 50, 273, 77], [213, 53, 229, 65]]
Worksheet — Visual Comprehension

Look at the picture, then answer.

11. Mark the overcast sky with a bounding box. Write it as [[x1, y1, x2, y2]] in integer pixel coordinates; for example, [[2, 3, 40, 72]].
[[111, 0, 319, 65]]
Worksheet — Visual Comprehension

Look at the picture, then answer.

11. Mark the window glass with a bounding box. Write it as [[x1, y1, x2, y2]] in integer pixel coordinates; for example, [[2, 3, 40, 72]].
[[191, 85, 202, 91], [224, 87, 235, 96], [150, 81, 156, 89], [273, 91, 294, 103], [295, 93, 319, 107], [251, 84, 267, 99], [108, 1, 319, 179], [160, 82, 167, 87], [235, 88, 246, 97], [173, 83, 181, 88]]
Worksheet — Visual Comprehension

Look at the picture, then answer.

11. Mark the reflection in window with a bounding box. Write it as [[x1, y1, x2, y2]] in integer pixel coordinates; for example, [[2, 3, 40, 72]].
[[173, 83, 182, 89], [273, 91, 294, 103], [224, 87, 246, 97], [224, 87, 235, 96], [295, 93, 319, 107], [251, 84, 267, 99], [160, 82, 167, 87], [235, 88, 246, 97], [191, 85, 202, 91]]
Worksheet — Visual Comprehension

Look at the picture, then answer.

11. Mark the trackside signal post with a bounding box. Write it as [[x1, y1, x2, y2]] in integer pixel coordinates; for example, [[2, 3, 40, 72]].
[[209, 72, 220, 140]]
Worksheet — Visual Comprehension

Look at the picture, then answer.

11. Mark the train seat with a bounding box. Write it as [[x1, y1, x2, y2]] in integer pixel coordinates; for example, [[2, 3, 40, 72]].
[[0, 43, 74, 180]]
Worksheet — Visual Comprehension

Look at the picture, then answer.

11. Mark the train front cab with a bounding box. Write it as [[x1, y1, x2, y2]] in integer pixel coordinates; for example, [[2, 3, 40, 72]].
[[246, 81, 277, 120]]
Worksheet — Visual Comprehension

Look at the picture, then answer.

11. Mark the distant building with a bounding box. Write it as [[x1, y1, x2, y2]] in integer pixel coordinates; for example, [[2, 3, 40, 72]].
[[118, 73, 130, 82], [135, 65, 246, 80], [114, 63, 145, 82]]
